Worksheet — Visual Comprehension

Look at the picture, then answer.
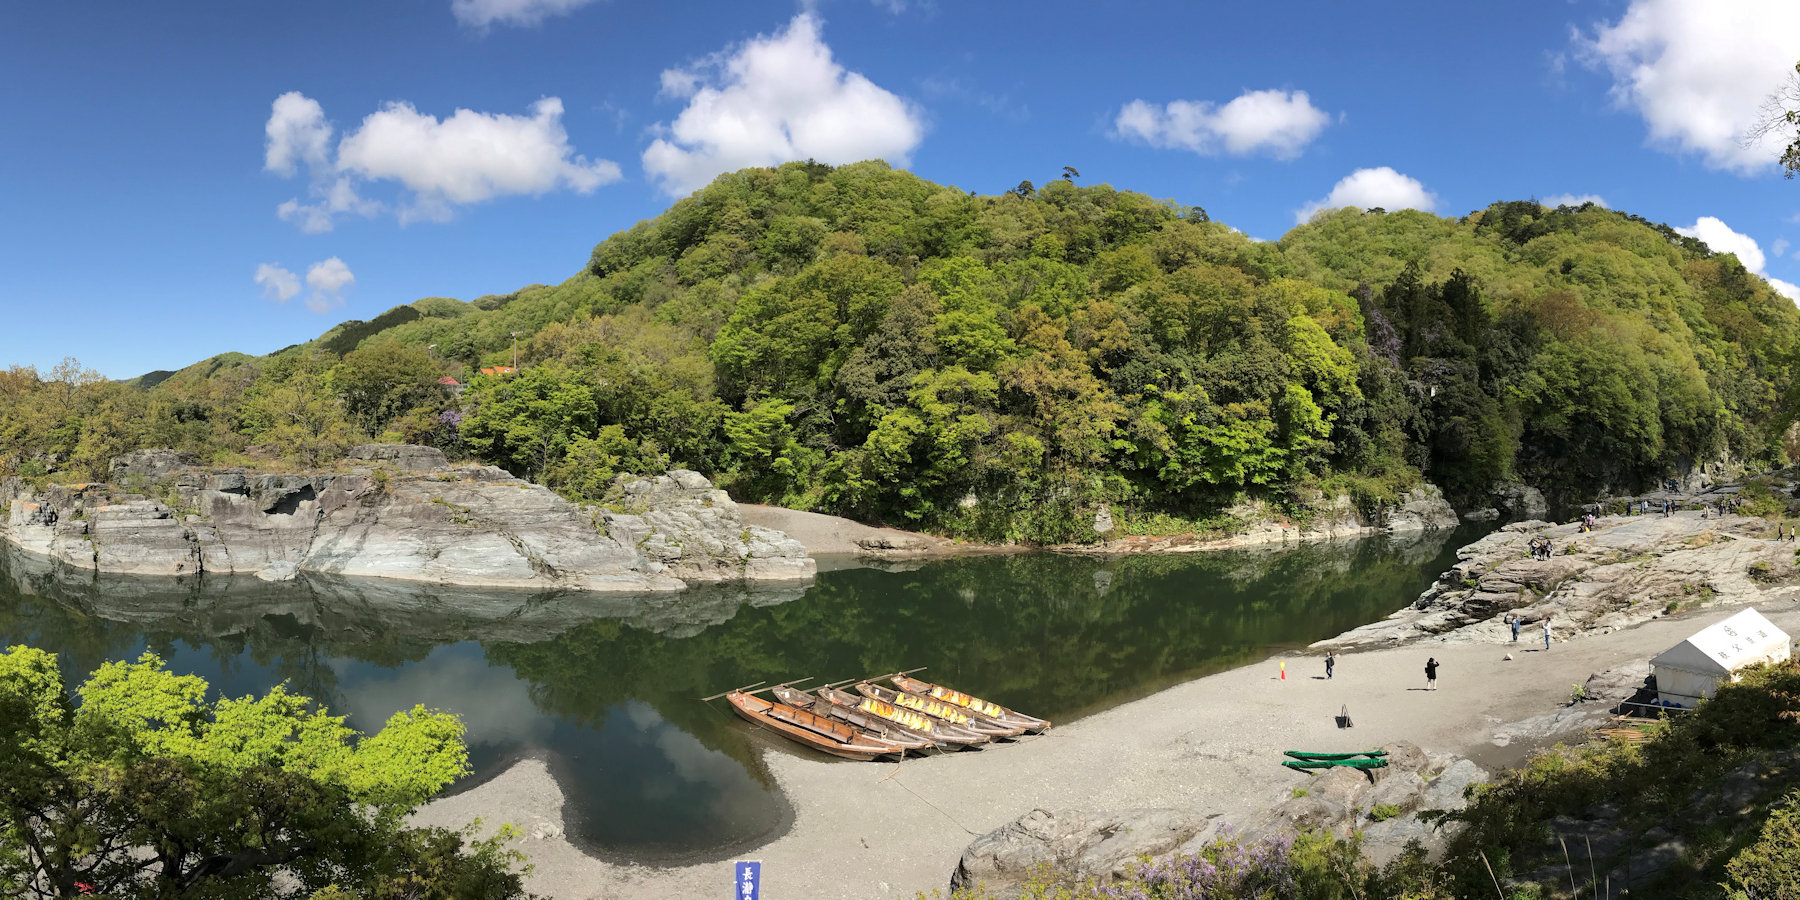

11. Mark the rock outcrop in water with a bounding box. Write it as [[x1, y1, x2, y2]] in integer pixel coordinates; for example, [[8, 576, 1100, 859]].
[[1315, 511, 1800, 651], [0, 447, 814, 592]]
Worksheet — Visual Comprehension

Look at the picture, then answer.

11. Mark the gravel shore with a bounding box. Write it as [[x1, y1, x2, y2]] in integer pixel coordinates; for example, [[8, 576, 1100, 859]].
[[415, 582, 1800, 899]]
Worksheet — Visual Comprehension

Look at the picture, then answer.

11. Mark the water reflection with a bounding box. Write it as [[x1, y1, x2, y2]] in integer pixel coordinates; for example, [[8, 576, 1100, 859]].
[[0, 527, 1473, 861]]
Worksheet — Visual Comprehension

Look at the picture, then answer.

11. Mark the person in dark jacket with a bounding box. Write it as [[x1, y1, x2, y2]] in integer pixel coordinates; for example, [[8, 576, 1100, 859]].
[[1325, 651, 1335, 679], [1425, 657, 1439, 690]]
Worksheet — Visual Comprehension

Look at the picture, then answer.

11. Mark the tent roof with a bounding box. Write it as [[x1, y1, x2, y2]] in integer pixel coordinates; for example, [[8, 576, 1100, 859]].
[[1652, 608, 1789, 676]]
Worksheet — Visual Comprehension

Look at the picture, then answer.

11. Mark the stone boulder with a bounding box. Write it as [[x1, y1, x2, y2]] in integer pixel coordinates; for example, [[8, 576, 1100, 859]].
[[1494, 482, 1550, 520], [953, 743, 1486, 897], [346, 444, 450, 473], [1387, 485, 1460, 532], [951, 808, 1209, 897], [604, 471, 814, 583]]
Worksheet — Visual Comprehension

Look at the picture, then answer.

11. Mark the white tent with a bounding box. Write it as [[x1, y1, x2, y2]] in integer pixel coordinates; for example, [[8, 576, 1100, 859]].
[[1651, 608, 1790, 707]]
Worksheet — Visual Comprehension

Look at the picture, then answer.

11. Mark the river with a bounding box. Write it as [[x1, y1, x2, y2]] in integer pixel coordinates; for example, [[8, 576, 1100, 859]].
[[0, 526, 1473, 863]]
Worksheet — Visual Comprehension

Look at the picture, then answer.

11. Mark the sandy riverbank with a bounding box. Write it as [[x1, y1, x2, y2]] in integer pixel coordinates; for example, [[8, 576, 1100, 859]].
[[414, 589, 1800, 899]]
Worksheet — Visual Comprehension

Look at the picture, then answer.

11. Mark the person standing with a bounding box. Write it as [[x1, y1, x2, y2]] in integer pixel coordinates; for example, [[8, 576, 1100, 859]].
[[1543, 617, 1553, 651], [1424, 657, 1439, 690], [1510, 614, 1521, 642], [1325, 651, 1335, 680]]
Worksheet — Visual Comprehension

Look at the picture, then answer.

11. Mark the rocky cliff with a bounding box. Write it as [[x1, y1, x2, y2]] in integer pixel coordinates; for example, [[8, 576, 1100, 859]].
[[1079, 483, 1460, 553], [0, 447, 814, 592]]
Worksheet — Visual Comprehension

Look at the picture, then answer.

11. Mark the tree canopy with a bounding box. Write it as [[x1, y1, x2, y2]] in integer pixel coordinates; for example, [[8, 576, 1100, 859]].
[[5, 163, 1799, 542], [0, 645, 533, 899]]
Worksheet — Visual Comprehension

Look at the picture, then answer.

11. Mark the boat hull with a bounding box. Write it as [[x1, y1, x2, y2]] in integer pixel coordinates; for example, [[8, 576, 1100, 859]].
[[890, 674, 1050, 732], [773, 685, 936, 752], [727, 691, 905, 761], [857, 682, 1028, 738], [818, 686, 988, 748]]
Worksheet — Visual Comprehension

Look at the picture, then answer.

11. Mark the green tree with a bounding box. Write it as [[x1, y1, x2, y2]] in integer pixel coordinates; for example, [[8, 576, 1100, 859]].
[[0, 645, 533, 900]]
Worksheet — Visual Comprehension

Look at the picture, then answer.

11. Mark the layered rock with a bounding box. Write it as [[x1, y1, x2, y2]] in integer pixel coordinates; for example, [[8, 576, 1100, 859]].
[[1315, 511, 1799, 651], [0, 447, 814, 592], [1075, 483, 1459, 554]]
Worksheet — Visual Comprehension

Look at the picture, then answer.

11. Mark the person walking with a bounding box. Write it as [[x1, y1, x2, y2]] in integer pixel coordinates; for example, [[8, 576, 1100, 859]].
[[1543, 617, 1553, 651], [1424, 657, 1439, 690], [1325, 651, 1335, 680], [1510, 614, 1521, 642]]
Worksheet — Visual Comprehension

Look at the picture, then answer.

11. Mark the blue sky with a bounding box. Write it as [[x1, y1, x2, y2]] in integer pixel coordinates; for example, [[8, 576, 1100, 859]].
[[4, 0, 1800, 378]]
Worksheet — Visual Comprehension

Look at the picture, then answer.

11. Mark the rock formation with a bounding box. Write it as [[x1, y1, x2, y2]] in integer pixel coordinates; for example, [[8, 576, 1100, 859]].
[[1076, 483, 1459, 554], [1315, 511, 1800, 651], [951, 742, 1488, 897], [0, 447, 813, 592]]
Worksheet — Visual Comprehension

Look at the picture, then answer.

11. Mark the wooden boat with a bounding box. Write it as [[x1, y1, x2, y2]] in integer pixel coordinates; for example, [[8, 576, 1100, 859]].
[[772, 685, 936, 753], [1283, 750, 1388, 761], [890, 674, 1050, 733], [1281, 758, 1389, 772], [725, 690, 907, 761], [816, 686, 989, 748], [856, 682, 1028, 738]]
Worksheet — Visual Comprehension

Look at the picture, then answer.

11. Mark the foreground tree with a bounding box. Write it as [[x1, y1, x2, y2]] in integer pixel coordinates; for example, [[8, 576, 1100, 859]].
[[0, 646, 534, 900]]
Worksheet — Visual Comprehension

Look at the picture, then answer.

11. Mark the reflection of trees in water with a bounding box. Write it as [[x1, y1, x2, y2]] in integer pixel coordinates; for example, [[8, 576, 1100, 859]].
[[0, 526, 1465, 795], [487, 526, 1466, 758]]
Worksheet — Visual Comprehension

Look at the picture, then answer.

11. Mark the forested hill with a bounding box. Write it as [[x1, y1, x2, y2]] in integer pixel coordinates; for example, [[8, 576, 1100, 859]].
[[9, 161, 1800, 543]]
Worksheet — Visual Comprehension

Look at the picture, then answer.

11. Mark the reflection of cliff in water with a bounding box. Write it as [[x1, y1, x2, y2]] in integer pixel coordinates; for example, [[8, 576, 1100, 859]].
[[0, 542, 806, 650]]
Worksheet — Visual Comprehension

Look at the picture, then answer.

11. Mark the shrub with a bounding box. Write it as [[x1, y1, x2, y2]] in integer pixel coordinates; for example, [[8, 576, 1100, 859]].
[[1370, 804, 1402, 822], [1726, 793, 1800, 899]]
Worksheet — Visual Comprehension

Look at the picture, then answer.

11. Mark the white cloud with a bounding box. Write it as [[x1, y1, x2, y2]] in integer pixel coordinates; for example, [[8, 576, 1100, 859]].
[[1776, 238, 1792, 258], [254, 263, 300, 303], [642, 14, 925, 196], [336, 97, 620, 223], [1294, 167, 1438, 224], [1543, 193, 1608, 209], [450, 0, 599, 29], [1677, 216, 1766, 271], [264, 92, 332, 178], [278, 178, 381, 235], [1578, 0, 1800, 173], [1113, 89, 1330, 160], [304, 257, 355, 314], [1676, 216, 1800, 303], [264, 93, 619, 231]]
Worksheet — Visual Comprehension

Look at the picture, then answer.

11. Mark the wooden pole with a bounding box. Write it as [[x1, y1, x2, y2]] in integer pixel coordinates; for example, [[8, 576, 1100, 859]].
[[699, 681, 766, 702], [743, 676, 814, 695]]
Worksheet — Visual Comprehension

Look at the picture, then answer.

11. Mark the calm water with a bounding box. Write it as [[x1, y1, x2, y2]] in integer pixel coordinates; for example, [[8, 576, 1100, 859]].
[[0, 528, 1471, 862]]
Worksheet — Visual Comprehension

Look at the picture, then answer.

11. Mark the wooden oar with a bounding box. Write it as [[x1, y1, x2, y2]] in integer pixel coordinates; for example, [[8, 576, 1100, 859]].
[[699, 681, 766, 702], [869, 667, 928, 684], [821, 678, 858, 689], [743, 676, 814, 695]]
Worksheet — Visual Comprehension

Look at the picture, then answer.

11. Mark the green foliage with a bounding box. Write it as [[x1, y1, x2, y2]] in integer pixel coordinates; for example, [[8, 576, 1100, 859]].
[[1435, 658, 1800, 896], [1726, 793, 1800, 899], [6, 165, 1799, 543], [0, 645, 533, 899], [1369, 803, 1401, 821]]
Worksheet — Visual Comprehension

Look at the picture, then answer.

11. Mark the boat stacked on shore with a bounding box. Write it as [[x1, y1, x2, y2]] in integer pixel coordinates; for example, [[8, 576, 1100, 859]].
[[712, 671, 1050, 761]]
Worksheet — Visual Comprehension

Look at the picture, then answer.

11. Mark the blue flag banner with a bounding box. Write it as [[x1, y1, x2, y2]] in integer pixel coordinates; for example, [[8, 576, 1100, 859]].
[[735, 861, 761, 900]]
